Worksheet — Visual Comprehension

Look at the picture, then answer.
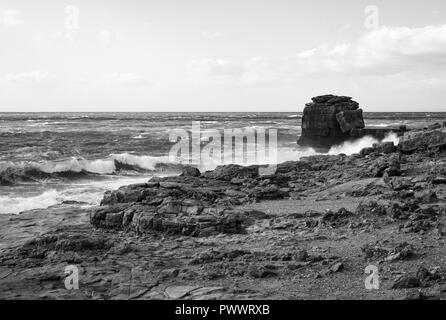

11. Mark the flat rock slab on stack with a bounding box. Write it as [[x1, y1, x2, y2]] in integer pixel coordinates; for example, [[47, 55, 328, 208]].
[[298, 95, 365, 150]]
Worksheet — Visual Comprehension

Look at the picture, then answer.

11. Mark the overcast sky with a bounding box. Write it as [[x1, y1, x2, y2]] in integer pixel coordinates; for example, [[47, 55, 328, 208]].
[[1, 0, 446, 112]]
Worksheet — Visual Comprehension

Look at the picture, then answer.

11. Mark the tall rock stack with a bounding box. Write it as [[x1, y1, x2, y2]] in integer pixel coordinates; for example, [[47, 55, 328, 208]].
[[298, 95, 365, 150]]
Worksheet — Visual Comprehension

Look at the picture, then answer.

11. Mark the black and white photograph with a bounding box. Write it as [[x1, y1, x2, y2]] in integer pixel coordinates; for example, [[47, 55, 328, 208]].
[[1, 0, 446, 307]]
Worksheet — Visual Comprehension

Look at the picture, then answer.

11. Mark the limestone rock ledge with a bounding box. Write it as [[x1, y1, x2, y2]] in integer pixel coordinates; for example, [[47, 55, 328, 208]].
[[90, 166, 276, 237]]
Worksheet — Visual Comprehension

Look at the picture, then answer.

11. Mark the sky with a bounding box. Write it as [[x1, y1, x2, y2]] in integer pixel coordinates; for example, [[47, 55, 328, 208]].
[[0, 0, 446, 112]]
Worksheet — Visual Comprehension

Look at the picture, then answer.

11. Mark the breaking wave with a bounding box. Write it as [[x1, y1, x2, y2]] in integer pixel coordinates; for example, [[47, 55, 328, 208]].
[[0, 176, 155, 214], [0, 153, 177, 185], [0, 133, 400, 186], [328, 132, 399, 155]]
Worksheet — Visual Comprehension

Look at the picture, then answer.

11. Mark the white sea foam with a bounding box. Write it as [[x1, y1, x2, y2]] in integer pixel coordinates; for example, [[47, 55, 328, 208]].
[[328, 132, 399, 155], [0, 190, 61, 214], [0, 153, 170, 176], [177, 133, 400, 171], [111, 153, 170, 171], [367, 122, 404, 128], [0, 176, 156, 214], [39, 158, 117, 174]]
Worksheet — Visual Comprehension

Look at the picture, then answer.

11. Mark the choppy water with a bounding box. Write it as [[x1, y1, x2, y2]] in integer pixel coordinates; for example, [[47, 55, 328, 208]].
[[0, 112, 445, 214]]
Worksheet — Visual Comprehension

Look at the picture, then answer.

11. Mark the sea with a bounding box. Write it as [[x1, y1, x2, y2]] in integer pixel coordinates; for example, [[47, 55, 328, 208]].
[[1, 112, 445, 214]]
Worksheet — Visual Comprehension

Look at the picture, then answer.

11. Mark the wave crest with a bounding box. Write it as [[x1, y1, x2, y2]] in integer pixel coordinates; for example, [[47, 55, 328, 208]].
[[0, 153, 175, 185]]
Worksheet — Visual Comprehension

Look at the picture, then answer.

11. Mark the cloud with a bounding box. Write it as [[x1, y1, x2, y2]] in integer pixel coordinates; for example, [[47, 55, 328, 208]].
[[2, 71, 59, 87], [416, 77, 446, 87], [52, 30, 79, 43], [0, 9, 23, 27], [188, 59, 246, 77], [187, 57, 285, 86], [191, 24, 446, 87], [294, 25, 446, 75], [337, 24, 352, 33], [143, 22, 150, 30], [99, 29, 121, 43], [201, 30, 226, 38], [1, 71, 150, 90], [296, 49, 317, 58], [31, 33, 43, 43], [96, 73, 151, 87]]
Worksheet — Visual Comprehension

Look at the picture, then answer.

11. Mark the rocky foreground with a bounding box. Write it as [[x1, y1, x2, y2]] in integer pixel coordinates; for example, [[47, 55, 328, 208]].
[[1, 128, 446, 300]]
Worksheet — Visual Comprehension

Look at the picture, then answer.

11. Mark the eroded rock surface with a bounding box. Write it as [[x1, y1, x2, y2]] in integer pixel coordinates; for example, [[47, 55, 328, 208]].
[[399, 128, 446, 153]]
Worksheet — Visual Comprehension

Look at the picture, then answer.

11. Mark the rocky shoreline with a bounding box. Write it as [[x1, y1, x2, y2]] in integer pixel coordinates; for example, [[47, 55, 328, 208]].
[[1, 121, 446, 299]]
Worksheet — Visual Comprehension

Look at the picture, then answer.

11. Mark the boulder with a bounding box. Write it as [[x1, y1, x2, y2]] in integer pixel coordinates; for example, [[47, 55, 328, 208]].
[[356, 201, 388, 216], [205, 164, 259, 181], [100, 183, 155, 206], [180, 166, 201, 177], [398, 129, 446, 153], [249, 184, 287, 200], [428, 123, 442, 130], [320, 208, 353, 227], [370, 155, 401, 177], [359, 147, 375, 157], [374, 141, 396, 154], [392, 276, 421, 289], [359, 142, 396, 157], [91, 204, 130, 229], [414, 190, 437, 203]]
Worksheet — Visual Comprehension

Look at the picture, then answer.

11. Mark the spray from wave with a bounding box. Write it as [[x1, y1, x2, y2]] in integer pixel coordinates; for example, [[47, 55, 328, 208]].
[[260, 132, 400, 165], [328, 132, 399, 155], [194, 132, 400, 170]]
